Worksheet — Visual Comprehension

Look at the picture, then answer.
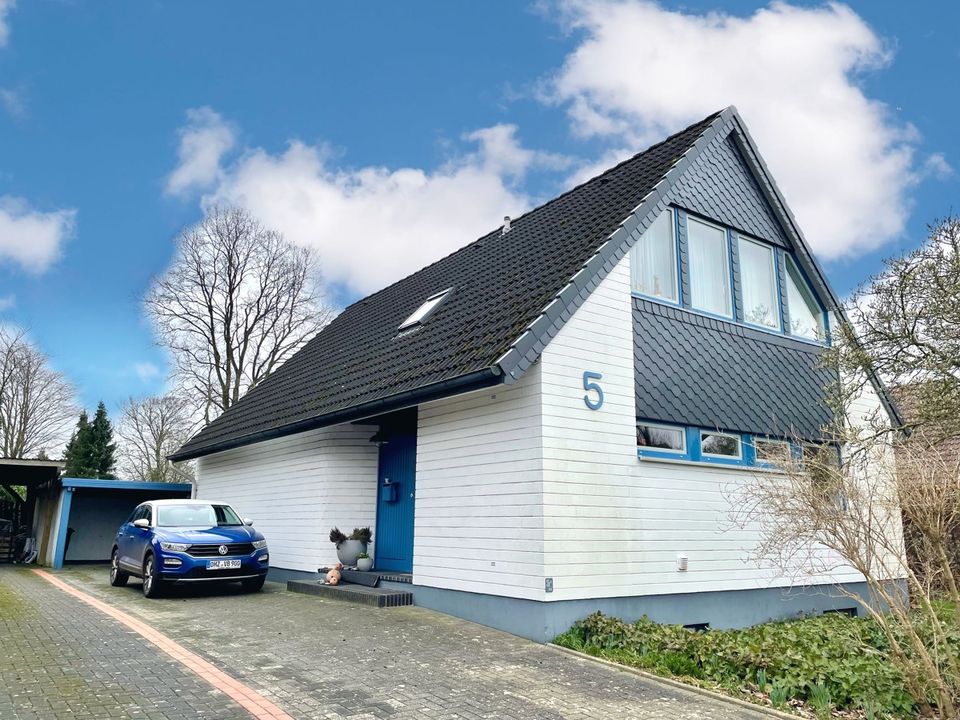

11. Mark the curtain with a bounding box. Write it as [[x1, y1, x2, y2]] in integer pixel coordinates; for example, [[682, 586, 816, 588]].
[[631, 211, 676, 301], [739, 238, 777, 327], [688, 219, 730, 316]]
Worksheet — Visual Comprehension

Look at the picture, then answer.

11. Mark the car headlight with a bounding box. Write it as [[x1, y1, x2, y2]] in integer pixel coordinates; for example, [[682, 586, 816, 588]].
[[252, 540, 268, 550], [159, 541, 190, 552]]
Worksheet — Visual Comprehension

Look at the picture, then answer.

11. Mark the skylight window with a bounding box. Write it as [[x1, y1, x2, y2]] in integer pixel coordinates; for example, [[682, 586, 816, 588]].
[[399, 288, 452, 330]]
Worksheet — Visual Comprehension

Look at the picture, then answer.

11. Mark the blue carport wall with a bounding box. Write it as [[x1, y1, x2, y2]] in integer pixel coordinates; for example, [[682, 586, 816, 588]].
[[49, 478, 193, 568]]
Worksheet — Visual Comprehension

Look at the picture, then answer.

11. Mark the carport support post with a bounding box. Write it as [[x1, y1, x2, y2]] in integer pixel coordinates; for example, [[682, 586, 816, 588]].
[[53, 487, 74, 569]]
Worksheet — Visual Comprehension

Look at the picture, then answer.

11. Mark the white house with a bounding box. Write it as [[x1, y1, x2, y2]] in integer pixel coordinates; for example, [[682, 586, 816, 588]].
[[172, 107, 904, 642]]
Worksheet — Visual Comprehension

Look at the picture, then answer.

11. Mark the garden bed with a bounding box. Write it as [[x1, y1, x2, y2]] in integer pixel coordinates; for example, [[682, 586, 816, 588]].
[[553, 611, 942, 719]]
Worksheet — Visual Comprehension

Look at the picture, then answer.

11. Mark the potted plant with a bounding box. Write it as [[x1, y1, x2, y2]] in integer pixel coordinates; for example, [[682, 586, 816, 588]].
[[356, 551, 373, 572], [329, 526, 372, 566]]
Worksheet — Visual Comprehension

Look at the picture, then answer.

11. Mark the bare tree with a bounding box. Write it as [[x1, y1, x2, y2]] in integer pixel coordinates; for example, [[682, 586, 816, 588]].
[[734, 335, 960, 717], [847, 216, 960, 440], [146, 207, 334, 421], [116, 393, 197, 482], [0, 328, 76, 458]]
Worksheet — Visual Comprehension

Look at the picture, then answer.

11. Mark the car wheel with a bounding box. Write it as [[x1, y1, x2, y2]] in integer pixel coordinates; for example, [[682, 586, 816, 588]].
[[242, 575, 266, 593], [142, 554, 164, 598], [109, 549, 129, 587]]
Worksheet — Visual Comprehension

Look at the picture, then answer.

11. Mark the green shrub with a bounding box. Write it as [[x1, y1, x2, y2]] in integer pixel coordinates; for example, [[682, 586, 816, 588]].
[[555, 611, 920, 717]]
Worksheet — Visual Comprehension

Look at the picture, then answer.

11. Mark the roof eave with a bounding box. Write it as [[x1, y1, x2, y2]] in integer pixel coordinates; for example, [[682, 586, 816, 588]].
[[170, 365, 505, 462], [496, 106, 735, 384]]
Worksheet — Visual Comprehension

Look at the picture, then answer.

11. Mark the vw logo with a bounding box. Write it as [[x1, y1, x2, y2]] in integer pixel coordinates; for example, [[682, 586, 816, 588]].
[[218, 545, 228, 555]]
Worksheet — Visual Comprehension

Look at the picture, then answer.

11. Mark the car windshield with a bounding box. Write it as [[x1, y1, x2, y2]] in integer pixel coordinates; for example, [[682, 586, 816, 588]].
[[156, 504, 242, 528]]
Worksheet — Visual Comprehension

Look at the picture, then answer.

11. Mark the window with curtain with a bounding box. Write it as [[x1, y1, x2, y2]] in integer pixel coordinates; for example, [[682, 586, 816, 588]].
[[687, 217, 731, 317], [738, 237, 779, 329], [785, 257, 824, 340], [630, 209, 677, 302]]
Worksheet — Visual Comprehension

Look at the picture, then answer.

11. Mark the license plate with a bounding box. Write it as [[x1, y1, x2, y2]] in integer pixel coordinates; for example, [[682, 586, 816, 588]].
[[207, 559, 241, 570]]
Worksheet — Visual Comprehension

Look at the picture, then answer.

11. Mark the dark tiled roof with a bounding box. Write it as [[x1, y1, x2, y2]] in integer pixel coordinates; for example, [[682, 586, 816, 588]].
[[633, 298, 835, 440], [172, 112, 722, 460]]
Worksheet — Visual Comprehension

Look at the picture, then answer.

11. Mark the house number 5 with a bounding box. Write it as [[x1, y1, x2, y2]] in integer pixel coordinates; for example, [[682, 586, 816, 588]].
[[582, 371, 604, 410]]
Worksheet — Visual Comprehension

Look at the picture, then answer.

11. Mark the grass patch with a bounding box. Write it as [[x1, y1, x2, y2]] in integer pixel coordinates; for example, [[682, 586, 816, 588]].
[[554, 611, 928, 718]]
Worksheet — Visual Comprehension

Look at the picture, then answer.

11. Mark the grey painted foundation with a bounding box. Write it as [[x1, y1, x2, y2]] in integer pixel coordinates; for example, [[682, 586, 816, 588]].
[[412, 582, 892, 643], [269, 564, 897, 644]]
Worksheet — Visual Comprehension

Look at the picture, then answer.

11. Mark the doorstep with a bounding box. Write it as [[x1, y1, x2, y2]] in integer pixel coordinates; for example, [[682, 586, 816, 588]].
[[287, 579, 414, 608]]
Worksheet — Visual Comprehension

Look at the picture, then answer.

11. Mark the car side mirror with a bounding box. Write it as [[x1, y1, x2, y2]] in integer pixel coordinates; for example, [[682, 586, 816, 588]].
[[243, 518, 254, 526], [133, 518, 150, 529]]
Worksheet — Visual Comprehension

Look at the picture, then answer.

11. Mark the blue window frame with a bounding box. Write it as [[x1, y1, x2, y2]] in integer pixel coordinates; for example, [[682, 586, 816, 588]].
[[637, 422, 688, 460], [630, 209, 681, 305], [784, 256, 827, 342], [687, 216, 733, 319], [630, 207, 831, 346], [750, 437, 792, 468], [637, 422, 812, 469], [738, 235, 781, 331]]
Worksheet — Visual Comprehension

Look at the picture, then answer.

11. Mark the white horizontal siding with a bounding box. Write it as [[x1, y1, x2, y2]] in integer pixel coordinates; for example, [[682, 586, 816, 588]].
[[414, 366, 546, 599], [538, 251, 868, 602], [196, 423, 379, 573]]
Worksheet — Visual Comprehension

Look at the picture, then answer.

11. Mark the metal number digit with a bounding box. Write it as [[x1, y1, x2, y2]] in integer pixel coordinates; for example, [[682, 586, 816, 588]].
[[582, 371, 604, 410]]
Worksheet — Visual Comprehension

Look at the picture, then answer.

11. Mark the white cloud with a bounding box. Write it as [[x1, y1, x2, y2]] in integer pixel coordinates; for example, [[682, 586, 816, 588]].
[[0, 294, 13, 311], [923, 153, 953, 181], [0, 87, 24, 118], [165, 107, 237, 197], [0, 196, 75, 273], [0, 0, 14, 48], [199, 122, 553, 295], [545, 0, 925, 260], [133, 362, 160, 381]]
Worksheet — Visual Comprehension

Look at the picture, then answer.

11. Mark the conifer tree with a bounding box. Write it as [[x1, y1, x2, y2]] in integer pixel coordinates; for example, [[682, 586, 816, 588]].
[[62, 403, 116, 478], [63, 411, 93, 477], [87, 402, 116, 479]]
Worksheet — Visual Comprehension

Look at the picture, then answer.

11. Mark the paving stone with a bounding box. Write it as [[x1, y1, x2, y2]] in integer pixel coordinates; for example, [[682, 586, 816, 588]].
[[1, 565, 768, 719]]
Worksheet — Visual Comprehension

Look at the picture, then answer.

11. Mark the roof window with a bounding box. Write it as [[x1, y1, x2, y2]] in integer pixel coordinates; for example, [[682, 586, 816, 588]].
[[399, 288, 453, 330]]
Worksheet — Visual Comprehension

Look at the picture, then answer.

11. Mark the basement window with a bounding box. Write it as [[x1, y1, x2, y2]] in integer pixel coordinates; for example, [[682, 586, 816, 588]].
[[399, 288, 453, 330]]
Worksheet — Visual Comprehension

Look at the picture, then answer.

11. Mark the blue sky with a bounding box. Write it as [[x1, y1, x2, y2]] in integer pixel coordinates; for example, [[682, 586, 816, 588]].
[[0, 0, 957, 421]]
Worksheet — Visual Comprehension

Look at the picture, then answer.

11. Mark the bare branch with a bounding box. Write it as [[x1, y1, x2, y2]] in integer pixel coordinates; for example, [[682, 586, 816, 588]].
[[145, 206, 335, 421], [0, 328, 77, 458]]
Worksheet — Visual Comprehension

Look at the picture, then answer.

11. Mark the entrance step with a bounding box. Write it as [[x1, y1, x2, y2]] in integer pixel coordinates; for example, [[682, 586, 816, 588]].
[[287, 580, 413, 608], [378, 572, 412, 584]]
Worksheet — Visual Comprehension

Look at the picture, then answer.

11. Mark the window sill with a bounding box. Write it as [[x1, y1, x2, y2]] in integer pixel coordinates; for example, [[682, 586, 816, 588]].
[[637, 454, 781, 473], [631, 293, 829, 347]]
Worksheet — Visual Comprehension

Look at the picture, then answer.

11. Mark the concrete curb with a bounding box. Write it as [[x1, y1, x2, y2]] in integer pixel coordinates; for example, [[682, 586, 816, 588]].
[[549, 644, 801, 720]]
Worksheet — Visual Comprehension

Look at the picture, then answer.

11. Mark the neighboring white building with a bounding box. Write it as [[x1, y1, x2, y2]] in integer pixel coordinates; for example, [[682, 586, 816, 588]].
[[173, 107, 904, 642]]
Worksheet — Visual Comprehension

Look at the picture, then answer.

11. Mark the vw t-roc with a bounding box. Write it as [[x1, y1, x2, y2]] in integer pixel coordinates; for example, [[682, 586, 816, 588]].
[[111, 499, 269, 598]]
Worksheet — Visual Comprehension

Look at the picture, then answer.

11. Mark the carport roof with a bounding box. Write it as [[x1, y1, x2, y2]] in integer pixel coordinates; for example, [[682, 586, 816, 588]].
[[0, 457, 64, 487], [61, 477, 193, 493]]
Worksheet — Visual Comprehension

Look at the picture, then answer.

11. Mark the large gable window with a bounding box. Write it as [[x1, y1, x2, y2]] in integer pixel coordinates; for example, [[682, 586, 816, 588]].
[[687, 217, 732, 317], [784, 257, 824, 341], [738, 237, 779, 329], [630, 209, 678, 302]]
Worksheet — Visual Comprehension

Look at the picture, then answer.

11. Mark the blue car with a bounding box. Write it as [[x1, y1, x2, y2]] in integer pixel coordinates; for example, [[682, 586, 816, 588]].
[[110, 499, 269, 598]]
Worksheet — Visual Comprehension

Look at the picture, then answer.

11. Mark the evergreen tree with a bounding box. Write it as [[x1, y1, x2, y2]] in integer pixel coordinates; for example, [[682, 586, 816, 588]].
[[62, 403, 116, 478], [87, 402, 116, 479], [63, 411, 93, 477]]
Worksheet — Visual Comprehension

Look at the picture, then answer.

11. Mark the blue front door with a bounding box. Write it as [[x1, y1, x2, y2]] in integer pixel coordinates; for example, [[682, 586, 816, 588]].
[[374, 421, 417, 573]]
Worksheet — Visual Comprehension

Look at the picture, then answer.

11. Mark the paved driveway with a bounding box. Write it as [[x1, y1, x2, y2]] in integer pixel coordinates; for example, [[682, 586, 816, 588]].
[[0, 565, 767, 719]]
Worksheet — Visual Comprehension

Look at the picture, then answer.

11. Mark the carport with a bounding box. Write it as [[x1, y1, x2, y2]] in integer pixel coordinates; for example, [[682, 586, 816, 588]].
[[40, 478, 193, 568], [0, 457, 65, 562]]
